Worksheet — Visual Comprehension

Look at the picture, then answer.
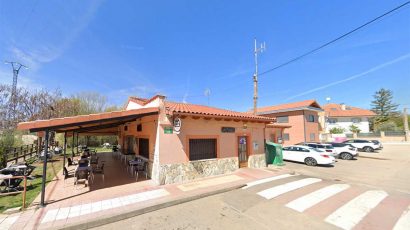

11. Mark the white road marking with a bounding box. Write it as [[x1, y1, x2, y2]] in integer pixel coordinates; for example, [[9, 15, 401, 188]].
[[55, 207, 70, 220], [242, 174, 297, 189], [41, 209, 59, 223], [0, 215, 19, 230], [325, 190, 388, 230], [257, 178, 322, 200], [42, 188, 171, 223], [394, 205, 410, 230], [286, 184, 350, 212]]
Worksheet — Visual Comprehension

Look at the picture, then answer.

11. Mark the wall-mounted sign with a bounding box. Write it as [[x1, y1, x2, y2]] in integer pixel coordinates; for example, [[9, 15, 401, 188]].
[[164, 127, 173, 134], [173, 118, 182, 134], [221, 127, 235, 133]]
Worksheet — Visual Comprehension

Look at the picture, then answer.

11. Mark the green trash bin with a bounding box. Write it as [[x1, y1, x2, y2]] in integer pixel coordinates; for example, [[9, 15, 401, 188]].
[[265, 141, 285, 166]]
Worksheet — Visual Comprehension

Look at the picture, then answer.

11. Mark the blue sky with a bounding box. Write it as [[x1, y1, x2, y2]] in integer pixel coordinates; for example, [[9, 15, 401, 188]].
[[0, 0, 409, 111]]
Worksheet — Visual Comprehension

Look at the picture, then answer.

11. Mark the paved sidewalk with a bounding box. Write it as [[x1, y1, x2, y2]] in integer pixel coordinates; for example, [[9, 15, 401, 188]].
[[5, 167, 287, 230]]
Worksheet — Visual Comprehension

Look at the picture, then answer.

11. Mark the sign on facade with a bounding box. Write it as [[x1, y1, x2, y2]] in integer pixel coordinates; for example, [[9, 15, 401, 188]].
[[164, 127, 173, 134], [173, 117, 182, 134], [221, 127, 235, 133]]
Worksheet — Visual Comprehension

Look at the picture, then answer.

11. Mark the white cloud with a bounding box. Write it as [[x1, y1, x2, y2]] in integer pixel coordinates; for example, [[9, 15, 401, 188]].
[[8, 0, 103, 71], [284, 53, 410, 101]]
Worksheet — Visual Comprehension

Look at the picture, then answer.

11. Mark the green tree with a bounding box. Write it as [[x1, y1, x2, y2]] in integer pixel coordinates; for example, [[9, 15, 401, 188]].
[[371, 88, 398, 125], [0, 130, 14, 168], [349, 124, 361, 134]]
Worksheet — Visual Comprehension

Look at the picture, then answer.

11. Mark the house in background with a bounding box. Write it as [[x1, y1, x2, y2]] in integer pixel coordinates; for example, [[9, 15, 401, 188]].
[[256, 100, 323, 145], [322, 103, 376, 134]]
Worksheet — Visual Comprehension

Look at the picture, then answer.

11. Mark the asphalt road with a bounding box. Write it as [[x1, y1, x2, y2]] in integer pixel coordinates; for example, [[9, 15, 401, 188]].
[[95, 144, 410, 230]]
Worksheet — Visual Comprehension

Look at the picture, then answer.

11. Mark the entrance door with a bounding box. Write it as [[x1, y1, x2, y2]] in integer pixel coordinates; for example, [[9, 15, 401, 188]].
[[238, 136, 249, 168], [126, 136, 135, 154]]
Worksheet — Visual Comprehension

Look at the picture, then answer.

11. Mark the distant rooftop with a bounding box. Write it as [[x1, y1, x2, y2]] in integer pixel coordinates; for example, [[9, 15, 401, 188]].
[[256, 99, 323, 115], [324, 103, 376, 117]]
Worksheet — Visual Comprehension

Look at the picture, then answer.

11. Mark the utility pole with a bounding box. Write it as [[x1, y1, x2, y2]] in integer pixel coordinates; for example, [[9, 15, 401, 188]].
[[253, 38, 265, 115], [404, 107, 409, 142], [4, 61, 28, 124]]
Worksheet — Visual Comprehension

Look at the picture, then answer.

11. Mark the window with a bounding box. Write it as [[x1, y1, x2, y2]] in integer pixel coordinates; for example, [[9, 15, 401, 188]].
[[351, 118, 361, 123], [307, 144, 317, 148], [328, 118, 337, 124], [138, 138, 149, 158], [124, 125, 128, 131], [137, 124, 142, 132], [189, 139, 217, 161], [331, 108, 337, 111], [295, 147, 309, 152], [307, 114, 315, 122], [310, 133, 316, 141], [276, 116, 289, 123], [283, 133, 290, 141]]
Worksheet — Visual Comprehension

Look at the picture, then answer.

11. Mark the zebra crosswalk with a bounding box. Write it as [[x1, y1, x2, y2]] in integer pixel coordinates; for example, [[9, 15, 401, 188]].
[[238, 174, 410, 230]]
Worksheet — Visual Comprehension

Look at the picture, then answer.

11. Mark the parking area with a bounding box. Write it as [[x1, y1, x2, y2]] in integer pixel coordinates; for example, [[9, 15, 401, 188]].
[[281, 143, 410, 193]]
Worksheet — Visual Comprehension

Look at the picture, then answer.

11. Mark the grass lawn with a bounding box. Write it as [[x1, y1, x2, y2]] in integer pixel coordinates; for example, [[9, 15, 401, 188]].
[[0, 155, 64, 213]]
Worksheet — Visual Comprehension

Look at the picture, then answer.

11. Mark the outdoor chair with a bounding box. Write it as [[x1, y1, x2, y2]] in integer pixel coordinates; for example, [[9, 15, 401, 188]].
[[134, 161, 148, 181], [78, 159, 89, 167], [90, 156, 98, 165], [63, 167, 75, 184], [74, 170, 91, 189], [67, 158, 77, 166], [93, 163, 105, 182]]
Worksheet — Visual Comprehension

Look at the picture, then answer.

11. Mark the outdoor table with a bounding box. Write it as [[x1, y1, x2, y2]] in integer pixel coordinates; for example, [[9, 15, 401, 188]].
[[127, 156, 149, 176]]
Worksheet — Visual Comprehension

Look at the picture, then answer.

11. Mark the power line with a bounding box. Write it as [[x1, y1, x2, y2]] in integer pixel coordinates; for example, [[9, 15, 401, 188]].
[[259, 1, 410, 76]]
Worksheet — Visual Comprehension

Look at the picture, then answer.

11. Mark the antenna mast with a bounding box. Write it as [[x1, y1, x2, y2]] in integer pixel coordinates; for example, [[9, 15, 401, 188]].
[[253, 38, 266, 115], [4, 61, 28, 124]]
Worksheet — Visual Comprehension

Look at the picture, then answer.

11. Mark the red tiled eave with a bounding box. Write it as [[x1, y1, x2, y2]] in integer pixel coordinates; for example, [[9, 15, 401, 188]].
[[165, 101, 275, 122]]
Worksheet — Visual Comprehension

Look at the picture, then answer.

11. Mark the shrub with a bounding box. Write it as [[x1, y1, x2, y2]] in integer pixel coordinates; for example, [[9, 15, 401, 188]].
[[329, 127, 345, 134]]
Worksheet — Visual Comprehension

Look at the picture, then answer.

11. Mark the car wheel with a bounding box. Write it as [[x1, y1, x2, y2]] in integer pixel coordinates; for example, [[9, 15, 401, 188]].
[[304, 157, 317, 166], [340, 152, 353, 160], [364, 146, 374, 152]]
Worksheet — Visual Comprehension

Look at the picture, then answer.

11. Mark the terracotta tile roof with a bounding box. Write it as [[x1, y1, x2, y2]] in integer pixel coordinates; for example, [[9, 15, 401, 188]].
[[165, 101, 275, 122], [256, 99, 323, 114], [17, 107, 159, 132], [324, 103, 376, 117], [128, 96, 148, 105]]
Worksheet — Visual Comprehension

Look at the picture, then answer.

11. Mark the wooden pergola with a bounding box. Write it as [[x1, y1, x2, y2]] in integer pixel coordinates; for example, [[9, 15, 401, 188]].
[[17, 107, 159, 207]]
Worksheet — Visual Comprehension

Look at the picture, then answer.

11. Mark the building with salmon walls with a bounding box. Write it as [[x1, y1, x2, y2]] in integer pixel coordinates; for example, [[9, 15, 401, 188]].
[[18, 95, 276, 185], [256, 100, 323, 145]]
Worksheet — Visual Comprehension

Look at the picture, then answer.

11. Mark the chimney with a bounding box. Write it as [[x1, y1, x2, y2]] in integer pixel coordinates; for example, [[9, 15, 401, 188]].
[[341, 103, 346, 110]]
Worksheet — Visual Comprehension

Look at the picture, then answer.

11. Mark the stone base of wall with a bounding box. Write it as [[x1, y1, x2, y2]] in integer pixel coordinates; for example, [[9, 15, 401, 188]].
[[248, 154, 266, 168], [158, 157, 239, 185]]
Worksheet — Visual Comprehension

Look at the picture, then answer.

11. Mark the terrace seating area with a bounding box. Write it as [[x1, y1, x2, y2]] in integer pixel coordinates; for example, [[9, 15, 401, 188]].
[[33, 151, 154, 210]]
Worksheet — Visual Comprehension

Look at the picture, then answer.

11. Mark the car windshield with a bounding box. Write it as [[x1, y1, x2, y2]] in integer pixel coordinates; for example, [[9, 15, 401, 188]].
[[309, 148, 323, 152]]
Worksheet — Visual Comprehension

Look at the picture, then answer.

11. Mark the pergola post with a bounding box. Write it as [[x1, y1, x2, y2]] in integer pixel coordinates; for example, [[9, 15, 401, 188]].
[[72, 132, 75, 158], [62, 132, 67, 175], [76, 132, 79, 155], [40, 129, 49, 207]]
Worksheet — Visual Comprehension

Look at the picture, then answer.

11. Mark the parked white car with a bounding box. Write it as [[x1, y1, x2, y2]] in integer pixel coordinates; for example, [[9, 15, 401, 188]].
[[296, 142, 338, 158], [328, 142, 358, 160], [282, 145, 336, 166], [343, 139, 381, 152]]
